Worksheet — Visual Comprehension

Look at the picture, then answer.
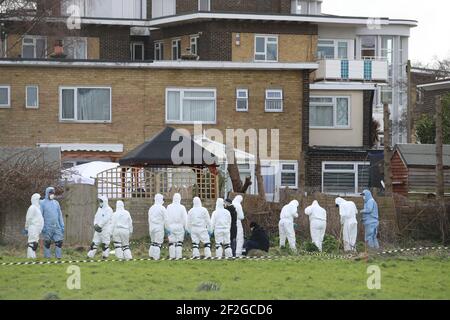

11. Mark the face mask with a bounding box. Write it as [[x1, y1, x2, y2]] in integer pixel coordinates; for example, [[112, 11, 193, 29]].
[[49, 194, 55, 200], [99, 202, 104, 208]]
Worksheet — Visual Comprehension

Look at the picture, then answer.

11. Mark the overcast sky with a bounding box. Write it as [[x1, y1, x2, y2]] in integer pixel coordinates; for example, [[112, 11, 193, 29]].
[[321, 0, 450, 65]]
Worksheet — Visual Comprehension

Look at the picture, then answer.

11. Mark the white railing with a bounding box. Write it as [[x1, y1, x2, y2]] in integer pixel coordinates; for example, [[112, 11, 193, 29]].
[[316, 58, 388, 82], [61, 0, 146, 20]]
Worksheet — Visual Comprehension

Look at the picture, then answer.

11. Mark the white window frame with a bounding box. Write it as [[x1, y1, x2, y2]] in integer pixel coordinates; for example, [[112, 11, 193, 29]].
[[291, 0, 302, 14], [171, 38, 181, 61], [190, 35, 199, 55], [254, 35, 278, 62], [310, 96, 351, 129], [0, 85, 11, 108], [22, 36, 47, 59], [165, 87, 217, 124], [265, 89, 283, 112], [321, 161, 370, 195], [131, 41, 145, 61], [26, 85, 39, 109], [317, 39, 350, 60], [63, 37, 87, 60], [236, 88, 248, 112], [154, 41, 164, 60], [59, 86, 112, 123], [198, 0, 211, 11], [280, 161, 298, 189]]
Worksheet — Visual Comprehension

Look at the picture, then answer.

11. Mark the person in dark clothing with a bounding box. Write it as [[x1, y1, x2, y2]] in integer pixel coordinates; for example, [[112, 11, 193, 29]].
[[224, 198, 238, 256], [243, 222, 270, 255]]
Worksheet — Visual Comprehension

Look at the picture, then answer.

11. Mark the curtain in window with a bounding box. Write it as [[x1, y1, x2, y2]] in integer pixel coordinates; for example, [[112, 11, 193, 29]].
[[310, 105, 333, 127], [61, 89, 75, 119], [182, 100, 215, 122], [336, 98, 349, 126], [323, 172, 355, 194], [27, 87, 38, 107], [167, 91, 181, 121], [0, 88, 8, 105], [77, 88, 110, 121], [267, 41, 277, 61]]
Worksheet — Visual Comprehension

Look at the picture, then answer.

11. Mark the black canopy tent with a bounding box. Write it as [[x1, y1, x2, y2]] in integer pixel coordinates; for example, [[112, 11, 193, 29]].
[[119, 126, 219, 168]]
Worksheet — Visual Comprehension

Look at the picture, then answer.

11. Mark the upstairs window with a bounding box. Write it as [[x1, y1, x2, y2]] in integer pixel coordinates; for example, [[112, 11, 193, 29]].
[[22, 36, 47, 59], [265, 89, 283, 112], [166, 88, 216, 124], [291, 0, 302, 14], [152, 0, 176, 18], [310, 96, 350, 128], [198, 0, 211, 11], [190, 35, 199, 56], [360, 36, 377, 59], [26, 86, 39, 109], [131, 42, 145, 61], [172, 39, 181, 61], [60, 87, 111, 122], [64, 37, 87, 60], [318, 39, 349, 59], [255, 35, 278, 62], [154, 42, 164, 60], [236, 89, 248, 112], [0, 85, 10, 108]]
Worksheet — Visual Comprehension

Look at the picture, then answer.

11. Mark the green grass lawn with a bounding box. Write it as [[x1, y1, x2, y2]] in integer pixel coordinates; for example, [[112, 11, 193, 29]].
[[0, 245, 449, 300]]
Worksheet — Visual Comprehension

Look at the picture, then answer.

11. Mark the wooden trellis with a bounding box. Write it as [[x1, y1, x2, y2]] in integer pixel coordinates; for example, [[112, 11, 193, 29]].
[[96, 166, 218, 200]]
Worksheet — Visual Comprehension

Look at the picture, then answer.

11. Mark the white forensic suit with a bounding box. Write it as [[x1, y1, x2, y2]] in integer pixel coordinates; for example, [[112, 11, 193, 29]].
[[112, 201, 133, 260], [335, 197, 358, 252], [148, 193, 167, 260], [279, 200, 299, 251], [210, 198, 232, 258], [232, 195, 245, 257], [166, 193, 188, 259], [304, 200, 327, 252], [187, 197, 212, 258], [25, 193, 44, 259], [87, 195, 113, 259]]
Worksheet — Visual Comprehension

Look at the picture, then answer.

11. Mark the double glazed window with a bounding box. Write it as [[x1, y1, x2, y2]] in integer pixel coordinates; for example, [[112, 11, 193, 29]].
[[317, 39, 349, 59], [131, 42, 144, 61], [64, 37, 87, 59], [26, 86, 39, 108], [360, 36, 377, 58], [198, 0, 210, 11], [190, 35, 199, 56], [236, 89, 248, 112], [265, 89, 283, 112], [172, 39, 181, 60], [154, 42, 164, 60], [281, 163, 298, 188], [60, 87, 111, 122], [255, 35, 278, 62], [166, 88, 216, 124], [310, 96, 350, 128], [0, 85, 10, 108], [322, 162, 370, 195], [22, 36, 47, 59]]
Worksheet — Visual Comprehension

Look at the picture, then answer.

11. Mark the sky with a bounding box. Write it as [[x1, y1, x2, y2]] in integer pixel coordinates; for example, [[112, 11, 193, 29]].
[[321, 0, 450, 65]]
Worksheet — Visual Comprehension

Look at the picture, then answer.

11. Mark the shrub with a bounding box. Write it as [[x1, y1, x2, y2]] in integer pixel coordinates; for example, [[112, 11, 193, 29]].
[[303, 241, 319, 252], [322, 235, 340, 253]]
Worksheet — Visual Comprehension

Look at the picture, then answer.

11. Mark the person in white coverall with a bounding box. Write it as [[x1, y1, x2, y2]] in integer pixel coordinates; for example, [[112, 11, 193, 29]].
[[335, 197, 358, 252], [211, 198, 233, 258], [304, 200, 327, 252], [166, 193, 188, 259], [24, 193, 44, 259], [87, 196, 113, 259], [148, 194, 168, 260], [232, 195, 245, 257], [112, 201, 133, 260], [279, 200, 299, 251], [187, 197, 212, 258]]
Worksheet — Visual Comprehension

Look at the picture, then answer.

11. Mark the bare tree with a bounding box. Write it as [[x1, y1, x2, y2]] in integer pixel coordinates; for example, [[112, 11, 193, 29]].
[[383, 103, 393, 196]]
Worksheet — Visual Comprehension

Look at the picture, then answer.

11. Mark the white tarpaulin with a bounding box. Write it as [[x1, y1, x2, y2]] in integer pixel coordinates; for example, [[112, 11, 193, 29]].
[[63, 161, 120, 185]]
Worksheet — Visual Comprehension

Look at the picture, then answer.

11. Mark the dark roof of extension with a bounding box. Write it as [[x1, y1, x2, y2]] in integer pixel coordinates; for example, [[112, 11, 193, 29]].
[[395, 144, 450, 168]]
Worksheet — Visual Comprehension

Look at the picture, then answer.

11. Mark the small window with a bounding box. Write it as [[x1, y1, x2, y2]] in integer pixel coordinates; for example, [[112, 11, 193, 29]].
[[281, 162, 298, 188], [131, 42, 145, 61], [236, 89, 248, 112], [63, 37, 87, 59], [26, 86, 39, 108], [172, 39, 181, 61], [22, 36, 47, 59], [255, 35, 278, 62], [265, 89, 283, 112], [166, 88, 216, 124], [60, 87, 111, 122], [154, 42, 164, 61], [190, 35, 199, 56], [310, 96, 350, 128], [0, 85, 11, 108]]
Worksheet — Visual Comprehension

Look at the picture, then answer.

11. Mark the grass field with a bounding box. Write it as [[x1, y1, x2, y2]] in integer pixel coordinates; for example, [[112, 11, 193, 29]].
[[1, 245, 449, 300]]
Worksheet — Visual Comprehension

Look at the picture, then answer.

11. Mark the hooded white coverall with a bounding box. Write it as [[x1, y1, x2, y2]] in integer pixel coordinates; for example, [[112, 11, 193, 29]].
[[187, 197, 212, 258], [211, 198, 233, 258], [166, 193, 188, 259], [112, 201, 133, 260], [304, 200, 327, 252], [87, 195, 113, 259], [232, 195, 245, 257], [335, 197, 358, 252], [25, 193, 44, 259], [148, 193, 168, 260], [279, 200, 299, 251]]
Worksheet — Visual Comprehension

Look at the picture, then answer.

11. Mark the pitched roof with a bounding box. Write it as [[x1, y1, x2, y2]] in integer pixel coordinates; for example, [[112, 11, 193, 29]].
[[395, 144, 450, 167], [119, 127, 218, 167]]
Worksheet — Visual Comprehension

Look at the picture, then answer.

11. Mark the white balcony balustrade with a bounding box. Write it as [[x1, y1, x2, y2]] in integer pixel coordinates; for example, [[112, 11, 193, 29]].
[[61, 0, 146, 20], [316, 58, 388, 82]]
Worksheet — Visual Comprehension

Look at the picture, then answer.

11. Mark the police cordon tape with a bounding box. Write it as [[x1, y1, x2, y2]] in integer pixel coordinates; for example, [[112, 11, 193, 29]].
[[1, 246, 449, 267]]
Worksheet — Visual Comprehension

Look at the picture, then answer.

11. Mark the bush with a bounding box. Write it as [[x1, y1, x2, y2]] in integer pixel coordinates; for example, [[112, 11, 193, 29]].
[[303, 241, 319, 252], [322, 235, 340, 254]]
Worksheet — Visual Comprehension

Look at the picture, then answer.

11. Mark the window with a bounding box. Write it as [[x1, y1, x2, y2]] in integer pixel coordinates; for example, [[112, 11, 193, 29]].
[[236, 88, 248, 112], [60, 87, 112, 122], [322, 162, 370, 195], [291, 0, 302, 14], [310, 96, 350, 128], [166, 88, 216, 124], [281, 163, 298, 188], [360, 36, 377, 58], [198, 0, 210, 11], [190, 35, 199, 56], [317, 39, 349, 59], [26, 86, 39, 108], [254, 35, 278, 62], [265, 89, 283, 112], [152, 0, 176, 18], [22, 36, 47, 59], [131, 42, 144, 61], [0, 85, 10, 108], [154, 42, 164, 60], [172, 39, 181, 60], [63, 37, 87, 59], [381, 36, 393, 79]]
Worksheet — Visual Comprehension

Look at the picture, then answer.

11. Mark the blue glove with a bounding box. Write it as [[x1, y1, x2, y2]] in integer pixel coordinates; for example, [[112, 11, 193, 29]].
[[164, 229, 170, 236], [22, 229, 28, 236]]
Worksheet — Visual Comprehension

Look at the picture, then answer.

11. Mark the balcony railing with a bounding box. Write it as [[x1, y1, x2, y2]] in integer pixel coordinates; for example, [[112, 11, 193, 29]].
[[61, 0, 146, 20], [316, 58, 388, 82]]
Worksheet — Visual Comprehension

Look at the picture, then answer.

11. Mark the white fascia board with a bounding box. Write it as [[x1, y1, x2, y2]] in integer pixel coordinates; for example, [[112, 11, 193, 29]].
[[417, 81, 450, 91], [0, 60, 318, 70], [310, 82, 378, 91], [3, 16, 150, 27]]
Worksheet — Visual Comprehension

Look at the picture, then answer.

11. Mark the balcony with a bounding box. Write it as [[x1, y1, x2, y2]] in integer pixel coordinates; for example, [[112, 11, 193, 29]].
[[315, 59, 388, 82], [61, 0, 147, 20]]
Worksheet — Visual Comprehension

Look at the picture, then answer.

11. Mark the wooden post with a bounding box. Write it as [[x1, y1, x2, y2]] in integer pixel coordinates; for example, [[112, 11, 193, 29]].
[[383, 103, 393, 196], [435, 95, 447, 243]]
